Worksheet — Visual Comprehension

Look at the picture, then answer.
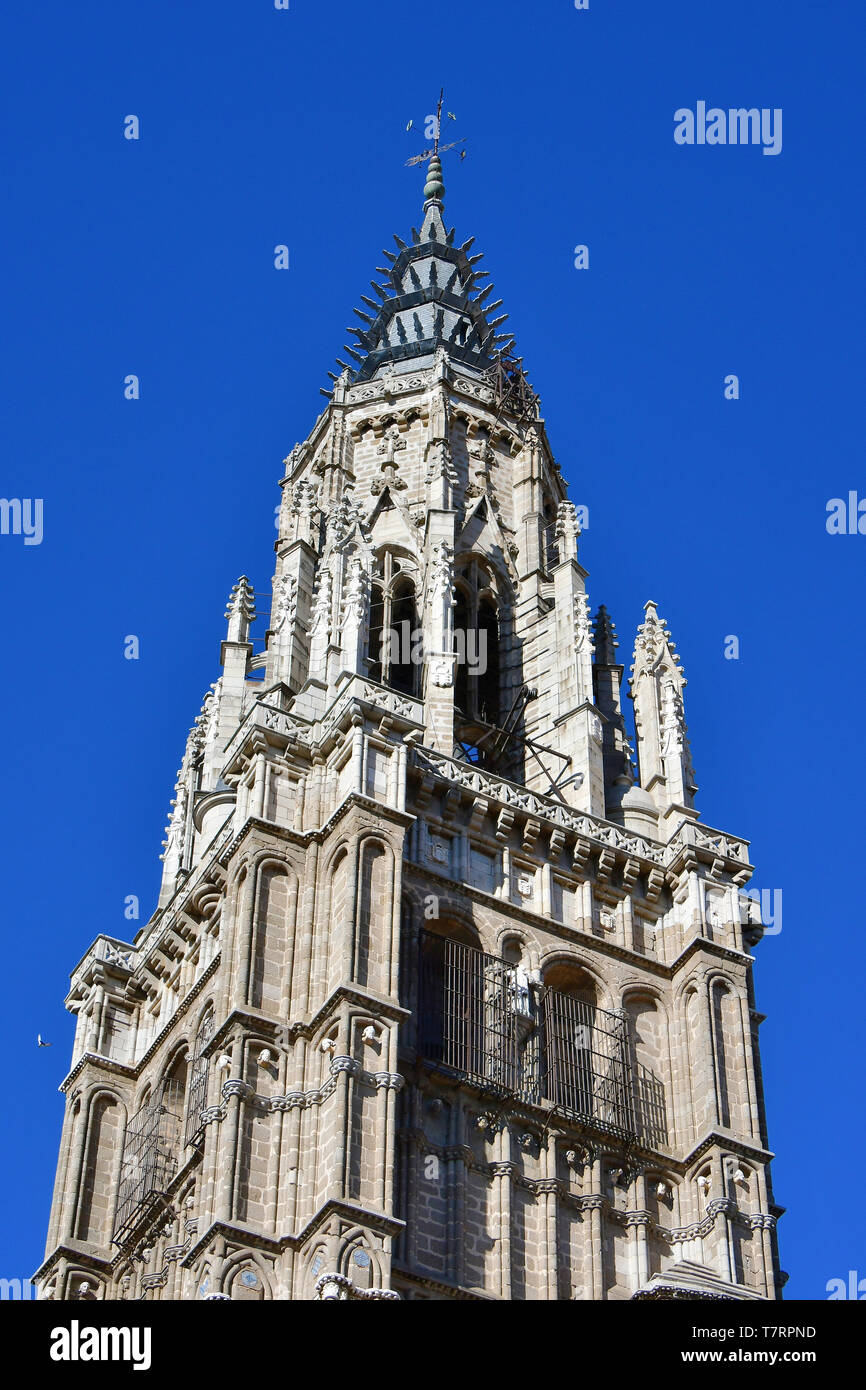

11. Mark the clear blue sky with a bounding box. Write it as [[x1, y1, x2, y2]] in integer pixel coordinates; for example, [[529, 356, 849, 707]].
[[2, 0, 863, 1299]]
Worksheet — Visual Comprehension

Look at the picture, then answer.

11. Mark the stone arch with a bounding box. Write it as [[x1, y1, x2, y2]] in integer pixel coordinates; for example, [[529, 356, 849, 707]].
[[74, 1089, 127, 1246], [338, 1229, 383, 1290], [681, 984, 710, 1139], [315, 841, 352, 1002], [539, 949, 608, 1008], [539, 958, 602, 1120], [309, 1015, 341, 1091], [368, 549, 421, 695], [221, 1251, 273, 1301], [247, 858, 297, 1014], [64, 1267, 105, 1301], [621, 991, 671, 1148], [355, 835, 394, 991], [709, 976, 748, 1134], [193, 997, 216, 1036], [303, 1242, 330, 1300], [644, 1170, 681, 1277], [156, 1043, 190, 1175], [453, 554, 506, 730], [416, 914, 486, 1073], [225, 863, 249, 997]]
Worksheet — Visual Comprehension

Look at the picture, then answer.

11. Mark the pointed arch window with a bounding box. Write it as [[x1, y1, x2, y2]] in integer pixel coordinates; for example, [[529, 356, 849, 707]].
[[453, 558, 501, 726], [367, 551, 419, 696], [113, 1052, 189, 1246]]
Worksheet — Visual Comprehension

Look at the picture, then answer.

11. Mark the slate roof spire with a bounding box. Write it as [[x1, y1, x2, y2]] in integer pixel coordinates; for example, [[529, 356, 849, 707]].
[[330, 107, 513, 387]]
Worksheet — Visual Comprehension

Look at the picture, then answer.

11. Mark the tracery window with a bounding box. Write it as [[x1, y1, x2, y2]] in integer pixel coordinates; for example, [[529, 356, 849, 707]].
[[367, 551, 419, 696]]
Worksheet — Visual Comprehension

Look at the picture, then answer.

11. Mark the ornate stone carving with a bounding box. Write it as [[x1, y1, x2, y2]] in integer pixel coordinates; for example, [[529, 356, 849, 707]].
[[272, 572, 298, 629], [429, 540, 454, 599]]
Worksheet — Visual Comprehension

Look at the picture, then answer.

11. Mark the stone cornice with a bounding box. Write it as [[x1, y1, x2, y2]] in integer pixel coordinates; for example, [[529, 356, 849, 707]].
[[683, 1130, 775, 1170], [32, 1242, 115, 1286], [391, 1266, 494, 1301], [289, 982, 413, 1042], [410, 747, 752, 880], [401, 1079, 776, 1176], [60, 955, 221, 1093], [670, 934, 754, 975], [406, 862, 671, 978], [183, 1202, 404, 1270]]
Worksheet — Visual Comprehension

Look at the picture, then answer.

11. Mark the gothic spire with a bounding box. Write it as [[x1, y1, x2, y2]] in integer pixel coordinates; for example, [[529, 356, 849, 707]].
[[224, 575, 256, 645], [593, 604, 620, 667], [629, 601, 697, 817], [328, 147, 511, 386]]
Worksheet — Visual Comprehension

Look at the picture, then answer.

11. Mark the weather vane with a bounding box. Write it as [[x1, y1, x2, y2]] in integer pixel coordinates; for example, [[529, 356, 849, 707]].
[[404, 88, 467, 185]]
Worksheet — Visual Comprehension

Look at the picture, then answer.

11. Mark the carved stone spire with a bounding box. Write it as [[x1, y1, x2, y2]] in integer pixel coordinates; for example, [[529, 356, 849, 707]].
[[593, 604, 619, 667], [629, 600, 697, 818], [224, 576, 256, 645]]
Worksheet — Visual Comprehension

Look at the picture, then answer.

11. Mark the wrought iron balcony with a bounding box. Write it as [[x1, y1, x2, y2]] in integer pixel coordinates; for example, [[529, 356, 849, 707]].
[[417, 932, 638, 1141], [113, 1081, 184, 1245]]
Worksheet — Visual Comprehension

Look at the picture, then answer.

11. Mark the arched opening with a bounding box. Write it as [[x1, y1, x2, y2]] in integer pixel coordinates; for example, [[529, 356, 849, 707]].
[[365, 552, 419, 696], [453, 558, 503, 760], [367, 582, 385, 684], [541, 963, 599, 1119], [390, 577, 417, 696], [454, 585, 470, 715], [418, 919, 482, 1072], [76, 1093, 124, 1245], [185, 1006, 214, 1149], [623, 995, 669, 1148], [542, 494, 559, 570], [477, 597, 500, 725], [160, 1051, 189, 1173]]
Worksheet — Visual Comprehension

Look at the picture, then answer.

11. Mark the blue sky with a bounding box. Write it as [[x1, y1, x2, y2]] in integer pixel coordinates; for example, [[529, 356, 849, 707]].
[[1, 0, 863, 1298]]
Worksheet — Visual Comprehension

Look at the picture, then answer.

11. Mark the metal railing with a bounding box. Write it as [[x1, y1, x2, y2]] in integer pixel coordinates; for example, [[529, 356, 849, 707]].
[[113, 1081, 184, 1244], [418, 932, 637, 1140], [184, 1011, 213, 1150]]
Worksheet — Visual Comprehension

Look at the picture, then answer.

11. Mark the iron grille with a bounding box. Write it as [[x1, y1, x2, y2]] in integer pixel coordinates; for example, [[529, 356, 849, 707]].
[[634, 1064, 668, 1148], [184, 1011, 213, 1149], [113, 1081, 183, 1244], [543, 522, 561, 573], [418, 932, 635, 1139]]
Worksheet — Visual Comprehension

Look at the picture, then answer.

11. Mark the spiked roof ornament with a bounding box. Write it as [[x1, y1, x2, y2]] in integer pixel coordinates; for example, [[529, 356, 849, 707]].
[[321, 96, 529, 393]]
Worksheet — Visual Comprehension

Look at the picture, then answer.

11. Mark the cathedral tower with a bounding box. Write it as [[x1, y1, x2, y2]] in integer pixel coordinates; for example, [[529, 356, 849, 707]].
[[37, 150, 782, 1302]]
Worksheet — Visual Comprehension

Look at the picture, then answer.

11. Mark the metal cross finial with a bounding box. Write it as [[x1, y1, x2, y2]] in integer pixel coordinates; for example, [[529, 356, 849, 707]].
[[404, 88, 467, 177]]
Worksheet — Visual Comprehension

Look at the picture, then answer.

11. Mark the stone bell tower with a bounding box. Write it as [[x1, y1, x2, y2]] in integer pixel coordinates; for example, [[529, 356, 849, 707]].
[[37, 146, 783, 1302]]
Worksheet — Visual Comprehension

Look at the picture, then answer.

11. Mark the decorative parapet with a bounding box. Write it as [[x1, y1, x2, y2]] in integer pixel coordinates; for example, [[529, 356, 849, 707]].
[[220, 677, 423, 781], [220, 699, 313, 775], [346, 368, 433, 406], [665, 819, 750, 867], [67, 935, 136, 1001], [411, 746, 666, 865], [325, 676, 423, 734], [410, 746, 751, 875]]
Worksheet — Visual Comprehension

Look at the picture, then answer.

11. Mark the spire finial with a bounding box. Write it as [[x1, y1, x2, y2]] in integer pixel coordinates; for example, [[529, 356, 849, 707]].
[[405, 88, 466, 206], [224, 575, 256, 645]]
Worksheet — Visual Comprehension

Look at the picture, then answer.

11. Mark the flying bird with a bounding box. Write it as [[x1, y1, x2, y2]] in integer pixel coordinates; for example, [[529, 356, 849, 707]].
[[37, 1034, 52, 1047], [405, 119, 413, 131]]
